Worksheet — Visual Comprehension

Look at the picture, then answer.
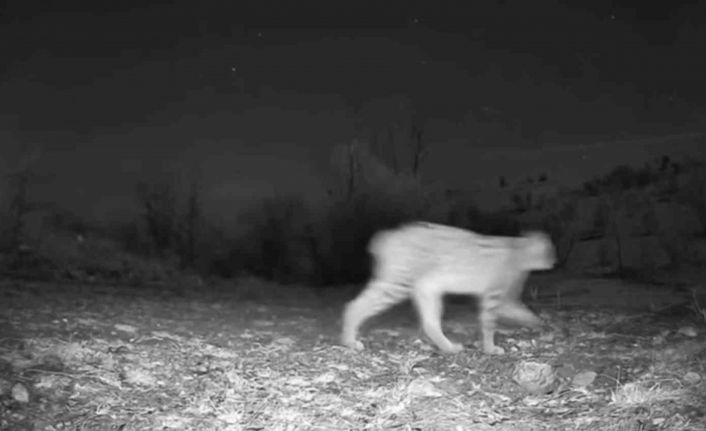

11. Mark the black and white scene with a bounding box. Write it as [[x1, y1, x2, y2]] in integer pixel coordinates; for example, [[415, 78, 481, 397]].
[[1, 0, 705, 429]]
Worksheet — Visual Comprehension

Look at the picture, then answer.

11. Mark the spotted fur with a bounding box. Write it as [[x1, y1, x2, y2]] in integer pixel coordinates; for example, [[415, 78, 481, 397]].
[[341, 221, 556, 354]]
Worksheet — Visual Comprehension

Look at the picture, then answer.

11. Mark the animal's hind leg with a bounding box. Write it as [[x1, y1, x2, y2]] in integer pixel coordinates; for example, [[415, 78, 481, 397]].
[[341, 280, 409, 350]]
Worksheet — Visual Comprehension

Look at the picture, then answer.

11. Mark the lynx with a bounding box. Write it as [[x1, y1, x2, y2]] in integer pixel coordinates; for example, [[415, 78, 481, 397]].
[[341, 222, 556, 354]]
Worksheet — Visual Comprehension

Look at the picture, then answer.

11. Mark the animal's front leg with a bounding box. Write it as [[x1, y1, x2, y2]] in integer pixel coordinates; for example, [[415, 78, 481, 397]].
[[479, 300, 505, 355], [412, 277, 463, 354]]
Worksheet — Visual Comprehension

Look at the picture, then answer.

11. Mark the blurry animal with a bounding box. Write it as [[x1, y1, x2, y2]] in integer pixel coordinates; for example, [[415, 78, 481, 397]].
[[341, 222, 555, 354]]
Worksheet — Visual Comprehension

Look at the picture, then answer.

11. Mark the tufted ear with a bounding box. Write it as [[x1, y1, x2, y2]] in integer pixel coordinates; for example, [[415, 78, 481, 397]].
[[515, 231, 540, 249]]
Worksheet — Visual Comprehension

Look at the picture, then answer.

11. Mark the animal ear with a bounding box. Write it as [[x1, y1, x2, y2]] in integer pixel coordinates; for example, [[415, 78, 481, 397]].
[[518, 230, 536, 243], [520, 230, 549, 242], [514, 232, 532, 250], [517, 231, 552, 253]]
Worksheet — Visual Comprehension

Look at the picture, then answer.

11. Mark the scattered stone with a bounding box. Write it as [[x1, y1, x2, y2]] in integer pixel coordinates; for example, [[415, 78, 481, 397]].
[[572, 370, 597, 388], [683, 371, 701, 385], [677, 326, 697, 337], [512, 361, 557, 395], [407, 377, 444, 398], [11, 383, 29, 403], [114, 323, 139, 334]]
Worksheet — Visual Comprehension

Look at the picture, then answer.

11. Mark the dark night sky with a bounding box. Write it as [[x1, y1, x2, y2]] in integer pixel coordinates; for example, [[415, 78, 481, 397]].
[[1, 0, 705, 223]]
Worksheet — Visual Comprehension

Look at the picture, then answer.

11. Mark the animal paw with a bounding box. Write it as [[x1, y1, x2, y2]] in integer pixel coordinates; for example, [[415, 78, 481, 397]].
[[343, 338, 365, 351], [441, 342, 464, 354], [484, 345, 505, 355]]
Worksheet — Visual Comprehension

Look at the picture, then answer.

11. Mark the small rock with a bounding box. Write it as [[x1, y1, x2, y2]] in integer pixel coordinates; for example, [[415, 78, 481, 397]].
[[677, 326, 697, 337], [512, 361, 557, 395], [572, 370, 597, 388], [11, 383, 30, 403], [407, 377, 444, 398], [114, 323, 138, 334], [683, 371, 701, 385]]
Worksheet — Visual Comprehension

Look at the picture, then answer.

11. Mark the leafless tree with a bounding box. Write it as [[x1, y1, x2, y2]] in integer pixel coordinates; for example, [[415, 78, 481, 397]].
[[410, 120, 427, 178], [2, 145, 44, 252], [178, 177, 201, 269], [136, 181, 177, 254], [357, 95, 430, 178]]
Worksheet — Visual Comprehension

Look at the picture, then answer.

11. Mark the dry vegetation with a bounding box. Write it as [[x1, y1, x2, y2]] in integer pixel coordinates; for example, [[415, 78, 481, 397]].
[[1, 138, 705, 430], [1, 275, 705, 430]]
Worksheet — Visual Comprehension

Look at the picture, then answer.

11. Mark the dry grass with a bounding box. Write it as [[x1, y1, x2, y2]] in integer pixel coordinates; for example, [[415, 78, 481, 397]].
[[0, 277, 705, 430]]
